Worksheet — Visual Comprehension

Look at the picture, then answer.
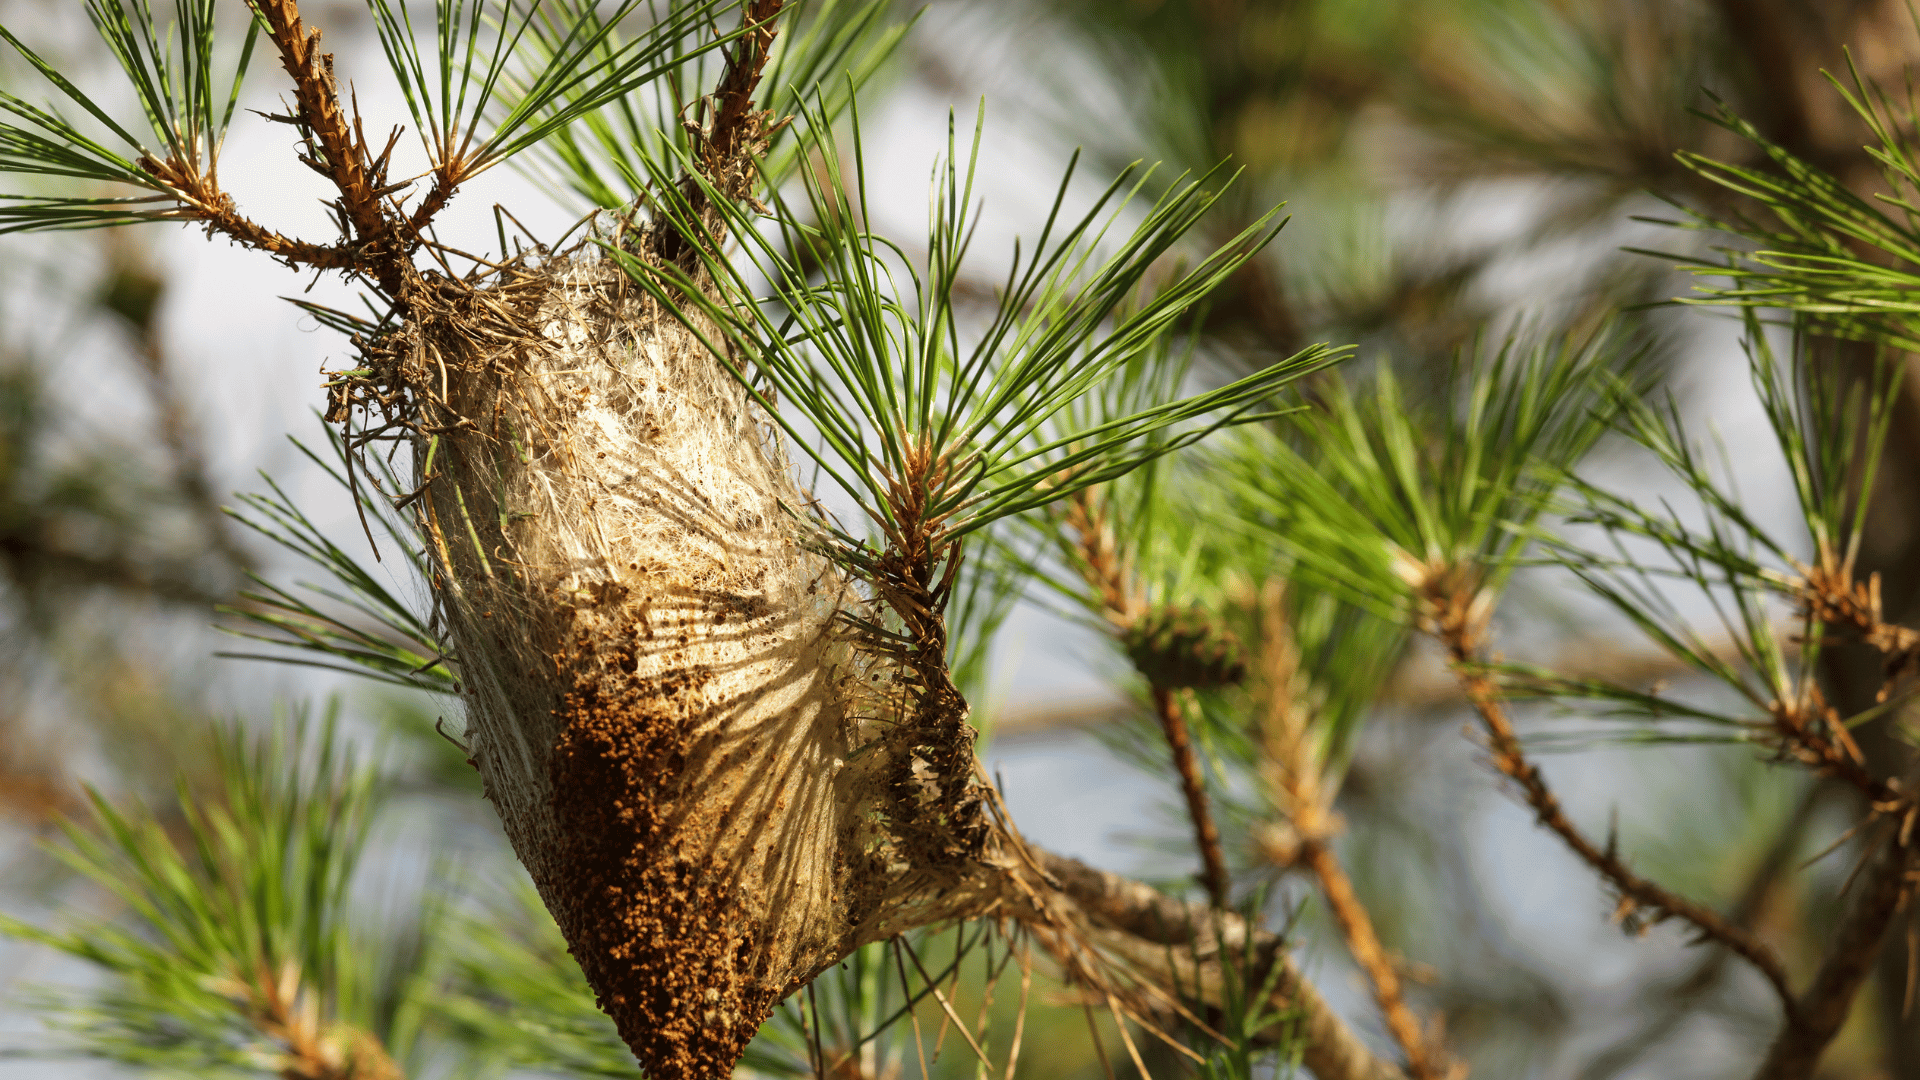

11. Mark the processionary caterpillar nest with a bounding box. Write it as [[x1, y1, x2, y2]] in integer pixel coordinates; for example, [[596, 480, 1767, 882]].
[[391, 238, 1022, 1077]]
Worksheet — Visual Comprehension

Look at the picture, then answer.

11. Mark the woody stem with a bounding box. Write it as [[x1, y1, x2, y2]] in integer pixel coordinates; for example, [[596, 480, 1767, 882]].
[[1151, 685, 1231, 908]]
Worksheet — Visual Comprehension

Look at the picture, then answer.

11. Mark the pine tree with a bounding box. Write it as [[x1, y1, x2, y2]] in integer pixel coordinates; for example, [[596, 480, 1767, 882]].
[[0, 3, 1913, 1080]]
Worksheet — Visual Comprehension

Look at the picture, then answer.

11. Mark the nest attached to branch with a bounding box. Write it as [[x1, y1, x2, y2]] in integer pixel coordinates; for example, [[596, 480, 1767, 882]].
[[348, 230, 1041, 1076]]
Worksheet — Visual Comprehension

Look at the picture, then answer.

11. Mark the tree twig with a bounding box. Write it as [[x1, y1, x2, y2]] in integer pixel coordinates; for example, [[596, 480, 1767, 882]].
[[134, 153, 356, 271], [993, 631, 1775, 738], [247, 0, 404, 297], [1749, 827, 1918, 1080], [1426, 584, 1799, 1017], [1060, 489, 1234, 908], [1255, 581, 1450, 1080], [1576, 781, 1830, 1080], [1034, 849, 1410, 1080], [1300, 840, 1447, 1079], [648, 0, 786, 268], [699, 0, 786, 183], [1151, 685, 1232, 909]]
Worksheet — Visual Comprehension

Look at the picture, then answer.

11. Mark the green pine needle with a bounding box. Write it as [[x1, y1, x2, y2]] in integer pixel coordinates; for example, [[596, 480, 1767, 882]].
[[368, 0, 744, 188], [609, 95, 1341, 554], [0, 1, 262, 233]]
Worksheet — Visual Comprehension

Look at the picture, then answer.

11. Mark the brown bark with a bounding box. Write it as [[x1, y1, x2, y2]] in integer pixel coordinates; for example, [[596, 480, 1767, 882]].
[[1749, 833, 1919, 1080], [248, 0, 406, 297], [1301, 839, 1444, 1080], [133, 152, 356, 271], [1255, 582, 1449, 1078]]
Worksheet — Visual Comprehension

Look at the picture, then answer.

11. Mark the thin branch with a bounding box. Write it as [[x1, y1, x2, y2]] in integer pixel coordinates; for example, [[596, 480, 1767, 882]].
[[1750, 828, 1919, 1080], [247, 0, 404, 296], [135, 153, 357, 270], [1035, 849, 1409, 1080], [995, 630, 1772, 738], [1426, 583, 1799, 1017], [1152, 685, 1232, 909], [1256, 582, 1450, 1080], [697, 0, 785, 190], [1300, 842, 1445, 1079], [649, 0, 785, 264], [1060, 489, 1233, 909], [1577, 781, 1831, 1080]]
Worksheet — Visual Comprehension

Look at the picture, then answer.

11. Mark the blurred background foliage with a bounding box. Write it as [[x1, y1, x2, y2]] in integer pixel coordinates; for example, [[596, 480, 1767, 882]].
[[2, 1, 1919, 1078]]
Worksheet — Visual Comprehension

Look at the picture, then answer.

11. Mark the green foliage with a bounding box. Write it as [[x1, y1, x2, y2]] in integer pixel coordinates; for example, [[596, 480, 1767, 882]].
[[367, 0, 742, 188], [1503, 315, 1905, 743], [0, 704, 976, 1080], [988, 326, 1408, 830], [0, 709, 437, 1078], [220, 429, 454, 695], [609, 98, 1342, 555], [0, 0, 262, 231], [1133, 891, 1304, 1080], [1659, 67, 1920, 352], [1182, 583, 1409, 830], [517, 0, 909, 213], [1227, 328, 1644, 619]]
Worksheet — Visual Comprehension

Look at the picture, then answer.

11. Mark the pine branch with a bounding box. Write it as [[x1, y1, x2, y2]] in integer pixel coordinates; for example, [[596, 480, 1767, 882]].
[[1422, 578, 1799, 1016], [1576, 782, 1830, 1080], [1151, 685, 1232, 909], [132, 150, 355, 267], [0, 716, 419, 1079], [1751, 826, 1920, 1080], [247, 0, 404, 295], [1060, 488, 1233, 910], [653, 0, 787, 266], [1034, 850, 1409, 1080], [1253, 582, 1450, 1080], [1299, 842, 1440, 1078], [699, 0, 784, 185]]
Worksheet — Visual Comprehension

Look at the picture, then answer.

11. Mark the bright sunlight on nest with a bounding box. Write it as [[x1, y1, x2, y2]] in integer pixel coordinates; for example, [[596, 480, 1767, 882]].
[[391, 238, 1012, 1075]]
